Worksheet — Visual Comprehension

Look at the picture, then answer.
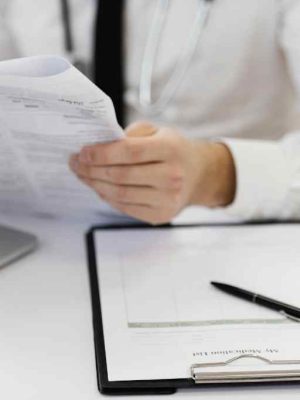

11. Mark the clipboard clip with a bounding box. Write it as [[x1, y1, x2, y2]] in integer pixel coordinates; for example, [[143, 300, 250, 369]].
[[191, 354, 300, 384]]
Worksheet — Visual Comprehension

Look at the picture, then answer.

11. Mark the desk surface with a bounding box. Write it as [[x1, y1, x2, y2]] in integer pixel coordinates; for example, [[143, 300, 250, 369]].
[[0, 210, 300, 400]]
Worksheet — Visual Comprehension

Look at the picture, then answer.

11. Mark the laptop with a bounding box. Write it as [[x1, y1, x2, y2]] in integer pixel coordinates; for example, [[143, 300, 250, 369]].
[[0, 225, 38, 268]]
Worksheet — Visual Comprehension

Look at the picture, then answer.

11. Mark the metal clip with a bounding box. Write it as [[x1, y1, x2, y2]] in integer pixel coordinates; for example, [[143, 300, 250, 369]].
[[279, 310, 300, 323], [191, 354, 300, 384]]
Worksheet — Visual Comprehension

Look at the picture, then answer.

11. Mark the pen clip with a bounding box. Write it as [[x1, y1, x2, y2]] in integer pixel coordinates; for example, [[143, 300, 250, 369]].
[[279, 310, 300, 323]]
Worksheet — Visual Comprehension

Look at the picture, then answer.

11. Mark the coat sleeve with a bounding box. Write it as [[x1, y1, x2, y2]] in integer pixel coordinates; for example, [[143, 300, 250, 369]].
[[222, 1, 300, 221]]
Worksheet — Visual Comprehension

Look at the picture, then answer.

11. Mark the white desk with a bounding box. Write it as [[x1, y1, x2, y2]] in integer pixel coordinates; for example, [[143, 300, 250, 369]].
[[0, 210, 300, 400]]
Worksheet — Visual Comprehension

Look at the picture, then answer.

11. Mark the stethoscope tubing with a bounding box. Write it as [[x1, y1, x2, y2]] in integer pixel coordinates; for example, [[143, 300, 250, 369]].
[[60, 0, 215, 112], [61, 0, 74, 53]]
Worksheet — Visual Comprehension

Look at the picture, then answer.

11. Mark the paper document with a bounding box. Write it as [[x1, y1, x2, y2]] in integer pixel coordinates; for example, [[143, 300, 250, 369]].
[[95, 224, 300, 381], [0, 56, 124, 219]]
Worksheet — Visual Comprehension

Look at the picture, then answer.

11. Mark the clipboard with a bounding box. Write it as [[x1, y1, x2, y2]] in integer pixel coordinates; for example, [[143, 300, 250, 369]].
[[86, 223, 300, 395]]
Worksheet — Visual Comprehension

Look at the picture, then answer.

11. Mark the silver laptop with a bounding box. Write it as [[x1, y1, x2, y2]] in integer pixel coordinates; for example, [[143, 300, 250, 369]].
[[0, 225, 38, 268]]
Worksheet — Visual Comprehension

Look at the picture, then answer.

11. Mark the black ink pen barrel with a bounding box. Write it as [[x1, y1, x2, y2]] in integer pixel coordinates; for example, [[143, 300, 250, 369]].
[[255, 294, 300, 319], [211, 281, 300, 321], [211, 282, 254, 301]]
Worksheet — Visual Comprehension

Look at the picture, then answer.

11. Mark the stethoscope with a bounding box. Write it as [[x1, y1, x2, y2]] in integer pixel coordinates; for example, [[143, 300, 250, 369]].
[[60, 0, 214, 116], [140, 0, 214, 116], [60, 0, 89, 76]]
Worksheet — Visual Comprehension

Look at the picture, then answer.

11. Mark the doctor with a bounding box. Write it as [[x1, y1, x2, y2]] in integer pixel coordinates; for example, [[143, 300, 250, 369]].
[[1, 0, 300, 224]]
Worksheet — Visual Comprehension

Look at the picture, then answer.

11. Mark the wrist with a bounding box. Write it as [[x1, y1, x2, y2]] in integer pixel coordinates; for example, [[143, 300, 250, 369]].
[[189, 142, 236, 207]]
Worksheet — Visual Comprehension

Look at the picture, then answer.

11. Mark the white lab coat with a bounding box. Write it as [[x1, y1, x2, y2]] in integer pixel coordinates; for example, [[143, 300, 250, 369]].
[[1, 0, 300, 221], [0, 0, 95, 63]]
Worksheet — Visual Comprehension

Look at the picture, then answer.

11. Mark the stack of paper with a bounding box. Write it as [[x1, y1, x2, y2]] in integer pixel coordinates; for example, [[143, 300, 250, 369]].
[[0, 56, 124, 220]]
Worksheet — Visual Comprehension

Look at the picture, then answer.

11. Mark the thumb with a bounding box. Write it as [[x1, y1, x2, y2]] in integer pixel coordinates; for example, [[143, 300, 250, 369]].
[[125, 121, 158, 138]]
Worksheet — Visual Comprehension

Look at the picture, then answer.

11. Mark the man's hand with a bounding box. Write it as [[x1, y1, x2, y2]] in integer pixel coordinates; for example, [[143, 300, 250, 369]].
[[69, 122, 236, 225]]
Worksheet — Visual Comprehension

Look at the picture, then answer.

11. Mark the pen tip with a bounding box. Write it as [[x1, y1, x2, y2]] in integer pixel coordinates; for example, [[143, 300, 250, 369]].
[[210, 281, 223, 288]]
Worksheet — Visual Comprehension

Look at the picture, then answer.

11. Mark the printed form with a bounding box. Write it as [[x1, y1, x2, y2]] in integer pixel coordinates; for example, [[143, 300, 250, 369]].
[[95, 224, 300, 381], [0, 56, 124, 218]]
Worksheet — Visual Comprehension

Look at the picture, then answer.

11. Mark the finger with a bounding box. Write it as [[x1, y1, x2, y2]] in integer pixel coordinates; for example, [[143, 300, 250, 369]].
[[125, 121, 158, 137], [108, 201, 169, 225], [84, 179, 162, 207], [71, 161, 183, 189], [79, 135, 170, 166]]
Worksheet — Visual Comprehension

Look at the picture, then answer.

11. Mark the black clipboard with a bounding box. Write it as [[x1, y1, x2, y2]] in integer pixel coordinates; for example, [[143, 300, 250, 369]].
[[86, 223, 300, 395]]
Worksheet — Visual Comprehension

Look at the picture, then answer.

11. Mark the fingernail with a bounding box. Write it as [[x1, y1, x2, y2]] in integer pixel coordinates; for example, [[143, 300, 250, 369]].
[[82, 178, 93, 187], [79, 147, 92, 164], [99, 191, 106, 200]]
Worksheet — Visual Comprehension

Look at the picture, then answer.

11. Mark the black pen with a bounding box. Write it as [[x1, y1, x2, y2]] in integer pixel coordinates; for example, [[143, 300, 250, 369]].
[[211, 281, 300, 322]]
